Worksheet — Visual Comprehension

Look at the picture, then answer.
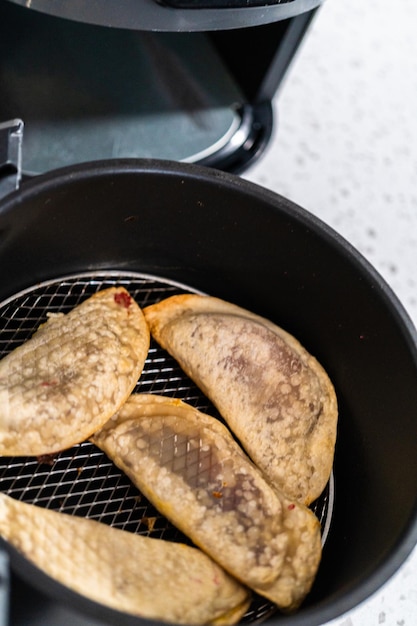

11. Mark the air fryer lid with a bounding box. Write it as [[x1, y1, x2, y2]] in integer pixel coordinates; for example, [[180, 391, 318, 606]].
[[0, 159, 417, 626]]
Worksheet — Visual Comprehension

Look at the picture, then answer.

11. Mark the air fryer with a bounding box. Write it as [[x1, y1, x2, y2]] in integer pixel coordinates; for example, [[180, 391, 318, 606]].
[[0, 0, 322, 176]]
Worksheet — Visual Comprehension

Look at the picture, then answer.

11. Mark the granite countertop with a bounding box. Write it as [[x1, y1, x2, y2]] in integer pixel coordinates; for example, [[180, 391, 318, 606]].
[[244, 0, 417, 624]]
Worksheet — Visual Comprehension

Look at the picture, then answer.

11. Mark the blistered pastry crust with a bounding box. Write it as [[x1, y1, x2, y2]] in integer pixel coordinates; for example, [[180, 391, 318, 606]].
[[0, 287, 149, 456], [143, 295, 338, 505], [92, 394, 322, 610], [0, 492, 250, 625]]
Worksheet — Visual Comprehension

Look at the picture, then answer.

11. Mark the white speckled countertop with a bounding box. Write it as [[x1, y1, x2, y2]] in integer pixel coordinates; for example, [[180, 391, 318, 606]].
[[244, 0, 417, 624]]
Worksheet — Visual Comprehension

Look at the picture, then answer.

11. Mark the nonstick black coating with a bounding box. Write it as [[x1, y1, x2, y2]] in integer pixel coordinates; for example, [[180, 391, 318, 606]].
[[1, 158, 417, 626]]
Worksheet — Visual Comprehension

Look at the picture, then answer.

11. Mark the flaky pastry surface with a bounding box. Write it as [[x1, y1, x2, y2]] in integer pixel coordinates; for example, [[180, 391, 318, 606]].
[[143, 295, 338, 505], [0, 493, 250, 625], [0, 287, 149, 456], [92, 394, 322, 610]]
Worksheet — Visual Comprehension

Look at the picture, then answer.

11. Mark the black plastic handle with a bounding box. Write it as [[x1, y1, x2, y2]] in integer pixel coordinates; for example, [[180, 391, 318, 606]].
[[0, 119, 24, 201]]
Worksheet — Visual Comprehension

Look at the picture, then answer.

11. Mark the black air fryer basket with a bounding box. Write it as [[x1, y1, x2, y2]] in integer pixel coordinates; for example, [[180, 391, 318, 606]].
[[0, 159, 417, 626]]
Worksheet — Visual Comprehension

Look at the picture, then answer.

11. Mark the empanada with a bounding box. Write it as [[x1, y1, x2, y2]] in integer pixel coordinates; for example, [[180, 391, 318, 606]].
[[143, 295, 338, 505], [0, 493, 250, 625], [0, 287, 149, 456], [92, 394, 322, 611]]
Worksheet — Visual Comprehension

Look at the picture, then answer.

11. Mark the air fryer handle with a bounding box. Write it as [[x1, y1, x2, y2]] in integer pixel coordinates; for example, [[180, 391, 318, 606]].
[[0, 550, 9, 626], [0, 119, 24, 201]]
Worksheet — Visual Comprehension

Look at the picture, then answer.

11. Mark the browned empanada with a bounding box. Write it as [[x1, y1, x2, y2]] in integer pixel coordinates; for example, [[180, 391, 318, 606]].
[[0, 287, 149, 456], [143, 295, 338, 506], [0, 493, 250, 625], [92, 394, 322, 611]]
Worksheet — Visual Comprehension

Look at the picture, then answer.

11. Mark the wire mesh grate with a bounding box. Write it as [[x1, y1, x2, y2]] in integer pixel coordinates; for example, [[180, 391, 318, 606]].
[[0, 271, 334, 623]]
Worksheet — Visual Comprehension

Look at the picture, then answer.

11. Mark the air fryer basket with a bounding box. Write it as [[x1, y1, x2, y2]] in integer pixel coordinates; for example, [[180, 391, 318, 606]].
[[1, 159, 417, 626]]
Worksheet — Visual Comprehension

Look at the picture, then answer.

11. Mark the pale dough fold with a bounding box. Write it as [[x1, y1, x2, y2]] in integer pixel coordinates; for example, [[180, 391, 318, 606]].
[[0, 493, 250, 625], [143, 294, 338, 505], [0, 287, 149, 456], [92, 394, 322, 611]]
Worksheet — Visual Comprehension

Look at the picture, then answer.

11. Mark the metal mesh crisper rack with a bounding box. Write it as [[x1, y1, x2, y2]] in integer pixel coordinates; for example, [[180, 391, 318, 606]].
[[0, 271, 334, 624]]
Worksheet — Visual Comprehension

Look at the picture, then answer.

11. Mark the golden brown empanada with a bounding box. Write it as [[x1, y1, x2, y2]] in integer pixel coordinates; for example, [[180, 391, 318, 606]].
[[0, 287, 149, 456], [92, 394, 322, 611], [143, 295, 338, 505], [0, 493, 250, 625]]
